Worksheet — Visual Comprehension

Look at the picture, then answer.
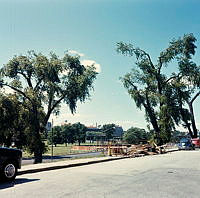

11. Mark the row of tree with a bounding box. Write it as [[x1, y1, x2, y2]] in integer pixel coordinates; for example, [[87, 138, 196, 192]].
[[117, 34, 200, 145], [49, 123, 185, 146], [47, 123, 117, 146], [123, 127, 186, 145], [48, 123, 87, 146]]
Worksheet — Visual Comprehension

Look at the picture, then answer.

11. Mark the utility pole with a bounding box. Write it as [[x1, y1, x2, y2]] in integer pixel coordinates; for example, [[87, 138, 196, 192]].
[[51, 119, 54, 161]]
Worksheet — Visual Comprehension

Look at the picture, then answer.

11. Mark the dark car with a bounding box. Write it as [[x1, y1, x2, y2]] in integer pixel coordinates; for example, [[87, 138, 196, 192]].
[[178, 138, 195, 150], [0, 147, 22, 181]]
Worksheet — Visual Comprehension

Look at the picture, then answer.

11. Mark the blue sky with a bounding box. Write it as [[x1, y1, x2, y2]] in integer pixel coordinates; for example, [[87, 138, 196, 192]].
[[1, 0, 200, 130]]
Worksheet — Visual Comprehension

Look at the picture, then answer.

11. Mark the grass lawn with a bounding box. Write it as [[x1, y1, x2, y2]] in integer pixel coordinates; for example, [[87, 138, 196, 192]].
[[22, 143, 94, 158]]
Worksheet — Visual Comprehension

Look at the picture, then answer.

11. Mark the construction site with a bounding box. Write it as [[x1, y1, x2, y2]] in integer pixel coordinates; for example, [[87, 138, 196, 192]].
[[72, 142, 174, 158]]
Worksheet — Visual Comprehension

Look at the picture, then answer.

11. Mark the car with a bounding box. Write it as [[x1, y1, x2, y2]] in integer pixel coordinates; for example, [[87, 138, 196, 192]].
[[0, 147, 22, 181], [178, 138, 195, 150], [191, 138, 200, 148]]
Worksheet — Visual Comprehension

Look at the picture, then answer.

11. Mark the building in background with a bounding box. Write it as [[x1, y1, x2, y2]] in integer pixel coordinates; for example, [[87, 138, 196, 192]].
[[86, 125, 124, 142]]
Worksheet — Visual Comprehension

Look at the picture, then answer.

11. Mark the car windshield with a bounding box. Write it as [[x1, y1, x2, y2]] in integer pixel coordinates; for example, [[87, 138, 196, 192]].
[[180, 138, 190, 143]]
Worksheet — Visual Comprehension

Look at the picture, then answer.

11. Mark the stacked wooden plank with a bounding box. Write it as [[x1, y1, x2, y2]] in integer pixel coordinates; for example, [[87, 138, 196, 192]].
[[96, 143, 166, 157], [126, 144, 159, 157]]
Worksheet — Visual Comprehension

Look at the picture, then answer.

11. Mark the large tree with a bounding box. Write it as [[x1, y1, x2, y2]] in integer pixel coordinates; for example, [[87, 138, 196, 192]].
[[62, 123, 76, 144], [47, 125, 63, 147], [72, 122, 87, 146], [170, 58, 200, 138], [101, 124, 116, 140], [117, 34, 200, 144], [60, 122, 87, 145], [0, 51, 97, 163]]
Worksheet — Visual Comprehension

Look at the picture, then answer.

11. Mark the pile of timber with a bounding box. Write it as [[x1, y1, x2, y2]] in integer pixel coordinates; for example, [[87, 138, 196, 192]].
[[126, 144, 165, 157]]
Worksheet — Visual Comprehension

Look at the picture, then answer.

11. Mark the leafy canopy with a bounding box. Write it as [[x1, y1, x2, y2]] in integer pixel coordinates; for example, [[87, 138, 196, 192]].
[[117, 33, 200, 143], [0, 51, 97, 123]]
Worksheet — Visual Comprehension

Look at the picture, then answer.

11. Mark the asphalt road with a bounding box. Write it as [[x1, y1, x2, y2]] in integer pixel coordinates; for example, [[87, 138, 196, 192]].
[[1, 150, 200, 198], [22, 151, 102, 165]]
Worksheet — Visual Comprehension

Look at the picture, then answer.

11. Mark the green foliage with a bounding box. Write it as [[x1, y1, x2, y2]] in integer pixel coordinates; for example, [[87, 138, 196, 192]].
[[62, 124, 76, 144], [47, 126, 64, 146], [0, 51, 97, 163], [0, 94, 27, 148], [123, 127, 150, 144], [0, 94, 19, 147], [47, 123, 87, 146], [72, 122, 87, 145], [117, 33, 200, 143], [101, 124, 116, 140]]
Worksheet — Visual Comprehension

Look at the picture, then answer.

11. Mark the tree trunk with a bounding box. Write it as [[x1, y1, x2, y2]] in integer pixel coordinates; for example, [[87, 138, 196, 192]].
[[32, 104, 43, 164], [183, 121, 193, 138], [188, 102, 198, 138], [33, 129, 43, 164], [178, 95, 194, 138], [144, 92, 162, 145], [34, 149, 43, 164]]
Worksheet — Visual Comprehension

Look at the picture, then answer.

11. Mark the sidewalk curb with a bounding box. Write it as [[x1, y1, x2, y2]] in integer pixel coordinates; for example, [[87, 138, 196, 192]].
[[18, 149, 179, 176], [18, 157, 128, 176]]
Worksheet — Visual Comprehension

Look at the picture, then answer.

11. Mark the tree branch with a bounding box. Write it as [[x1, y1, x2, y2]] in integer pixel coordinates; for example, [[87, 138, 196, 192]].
[[18, 71, 33, 88], [125, 78, 138, 90], [190, 91, 200, 104], [139, 49, 156, 71], [34, 77, 44, 92], [44, 93, 67, 125], [50, 94, 66, 113], [2, 83, 32, 102], [158, 56, 163, 74], [165, 73, 182, 84]]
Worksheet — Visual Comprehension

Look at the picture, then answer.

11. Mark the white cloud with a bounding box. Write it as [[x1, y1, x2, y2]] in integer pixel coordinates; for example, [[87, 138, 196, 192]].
[[68, 50, 85, 57], [61, 59, 101, 75], [67, 50, 101, 73], [81, 59, 101, 73]]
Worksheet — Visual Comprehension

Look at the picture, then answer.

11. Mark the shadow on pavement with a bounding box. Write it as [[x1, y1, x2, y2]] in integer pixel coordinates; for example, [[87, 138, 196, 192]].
[[0, 178, 40, 190]]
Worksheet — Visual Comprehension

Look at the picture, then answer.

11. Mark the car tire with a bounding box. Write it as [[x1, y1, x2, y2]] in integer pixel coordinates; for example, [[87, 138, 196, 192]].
[[1, 161, 17, 182]]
